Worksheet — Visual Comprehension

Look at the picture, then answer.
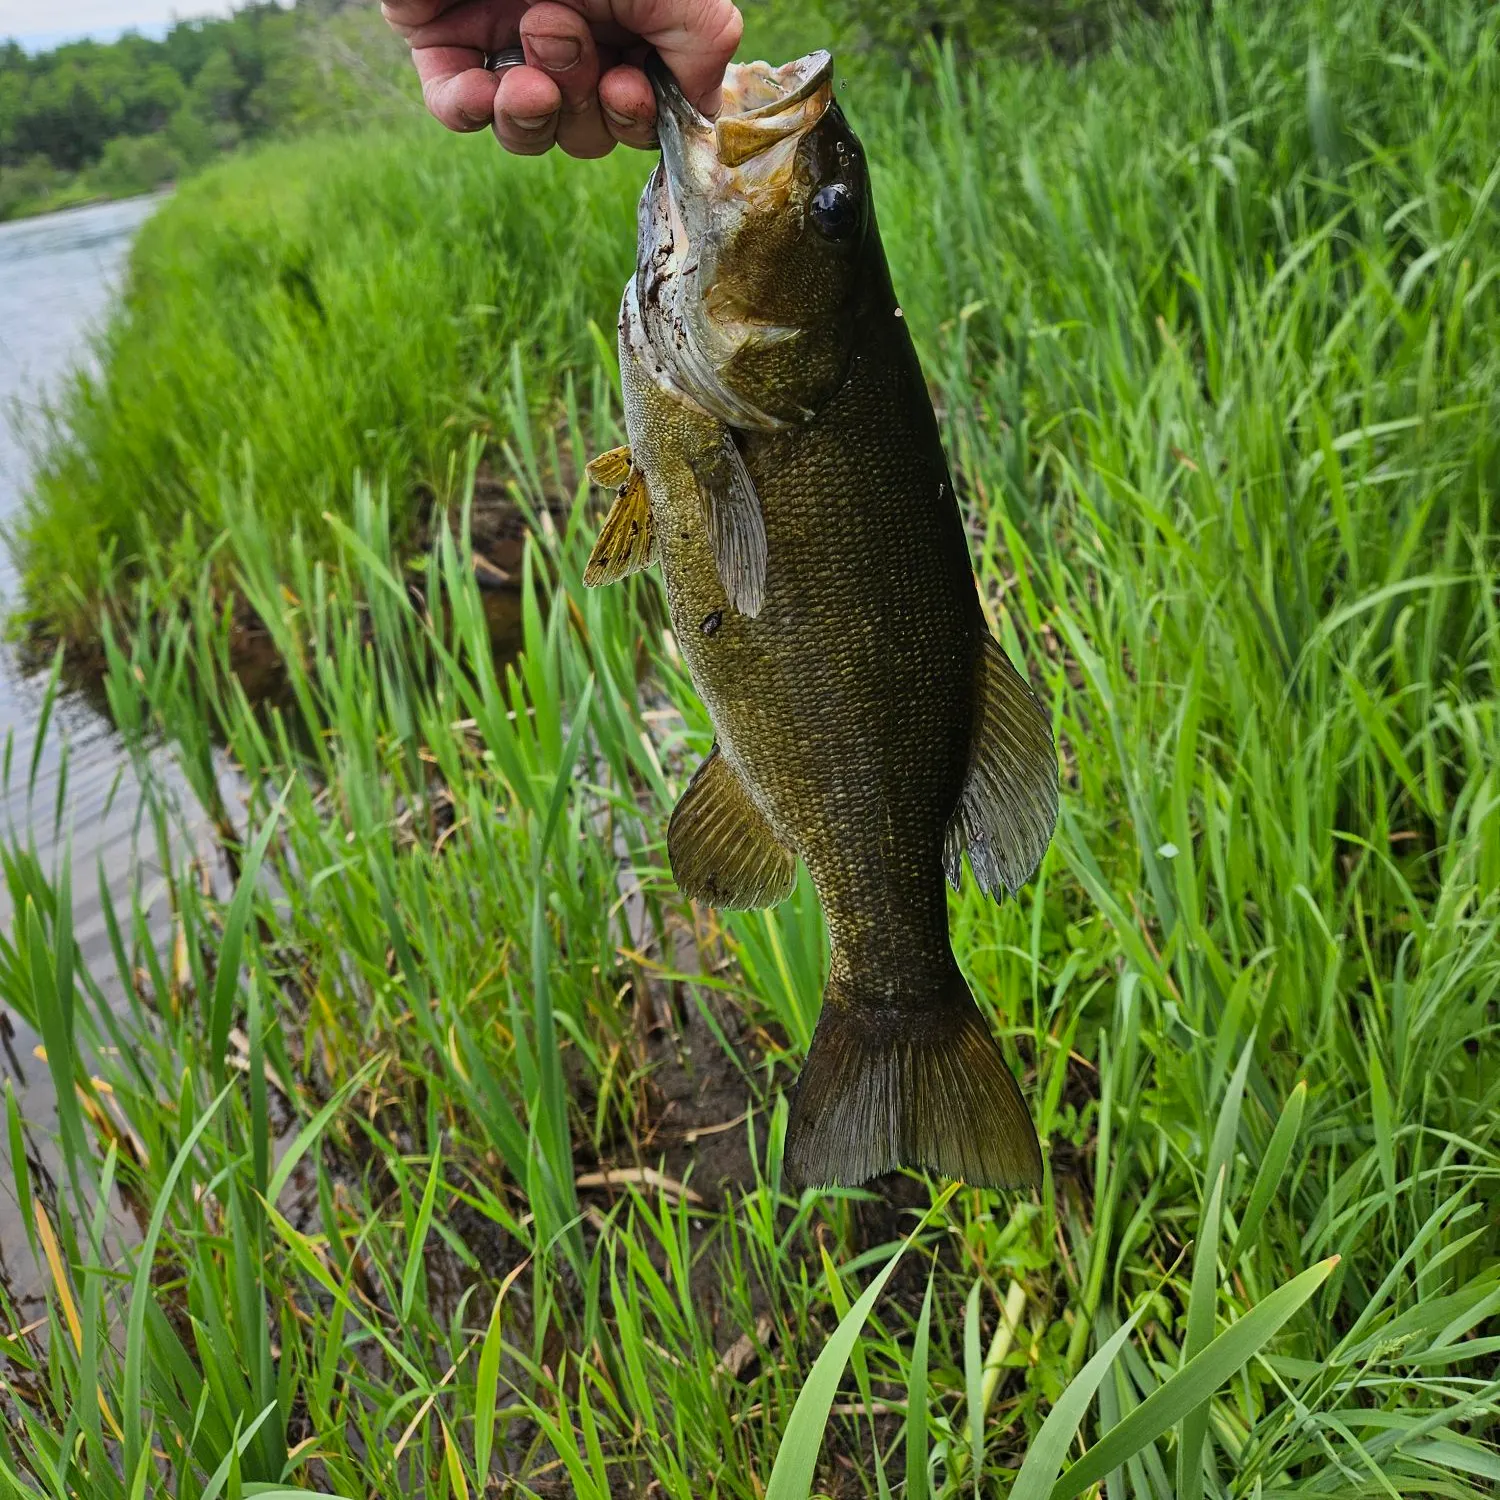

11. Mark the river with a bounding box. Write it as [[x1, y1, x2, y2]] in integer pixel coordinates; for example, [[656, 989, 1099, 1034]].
[[0, 195, 215, 1299]]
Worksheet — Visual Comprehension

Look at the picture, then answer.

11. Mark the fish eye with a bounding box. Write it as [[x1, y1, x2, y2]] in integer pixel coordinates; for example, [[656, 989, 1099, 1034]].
[[809, 182, 859, 241]]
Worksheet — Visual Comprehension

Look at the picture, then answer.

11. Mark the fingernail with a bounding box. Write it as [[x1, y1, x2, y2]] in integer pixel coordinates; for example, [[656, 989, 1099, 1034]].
[[508, 112, 553, 132], [460, 108, 490, 128], [528, 34, 580, 70], [602, 105, 637, 130]]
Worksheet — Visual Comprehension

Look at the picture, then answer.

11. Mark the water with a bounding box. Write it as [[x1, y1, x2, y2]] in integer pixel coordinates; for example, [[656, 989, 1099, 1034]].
[[0, 197, 167, 948], [0, 196, 219, 1298]]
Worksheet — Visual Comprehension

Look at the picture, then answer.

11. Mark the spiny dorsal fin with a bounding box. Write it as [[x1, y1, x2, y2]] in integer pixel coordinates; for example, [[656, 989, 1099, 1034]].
[[944, 634, 1058, 898], [668, 745, 795, 910], [699, 432, 767, 619], [583, 455, 655, 588]]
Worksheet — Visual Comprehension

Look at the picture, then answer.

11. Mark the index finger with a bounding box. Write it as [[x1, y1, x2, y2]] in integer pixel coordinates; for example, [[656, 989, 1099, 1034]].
[[604, 0, 744, 115]]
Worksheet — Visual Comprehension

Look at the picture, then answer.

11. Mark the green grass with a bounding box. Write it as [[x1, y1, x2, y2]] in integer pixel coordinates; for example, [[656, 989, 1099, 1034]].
[[0, 1, 1158, 652], [2, 0, 1499, 1493], [9, 122, 641, 649]]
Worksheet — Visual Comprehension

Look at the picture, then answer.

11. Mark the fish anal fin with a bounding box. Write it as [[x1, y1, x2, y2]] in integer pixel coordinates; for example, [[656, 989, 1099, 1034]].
[[784, 967, 1042, 1190], [668, 746, 795, 910], [698, 432, 767, 619], [944, 634, 1059, 898], [583, 466, 655, 588]]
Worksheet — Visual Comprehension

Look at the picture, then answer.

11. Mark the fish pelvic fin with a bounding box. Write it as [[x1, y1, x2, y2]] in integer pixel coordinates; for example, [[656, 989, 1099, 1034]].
[[584, 448, 656, 587], [700, 430, 767, 618], [944, 633, 1059, 899], [668, 745, 796, 909], [784, 967, 1042, 1190]]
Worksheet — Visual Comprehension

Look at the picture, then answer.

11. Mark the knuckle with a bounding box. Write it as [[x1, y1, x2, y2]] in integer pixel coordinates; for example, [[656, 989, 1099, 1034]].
[[686, 0, 742, 55]]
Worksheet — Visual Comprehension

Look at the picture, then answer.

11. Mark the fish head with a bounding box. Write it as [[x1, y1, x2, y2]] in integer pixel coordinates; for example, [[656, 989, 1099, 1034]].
[[638, 49, 871, 428]]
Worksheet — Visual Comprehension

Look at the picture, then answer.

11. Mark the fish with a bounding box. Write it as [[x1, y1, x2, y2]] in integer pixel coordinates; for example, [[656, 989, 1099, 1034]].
[[583, 48, 1058, 1189]]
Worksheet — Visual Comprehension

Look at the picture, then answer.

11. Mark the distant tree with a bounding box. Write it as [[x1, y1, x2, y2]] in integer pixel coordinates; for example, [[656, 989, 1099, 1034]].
[[90, 132, 182, 195], [0, 2, 392, 209], [186, 48, 245, 127], [17, 59, 111, 170], [161, 18, 222, 85], [0, 66, 27, 162]]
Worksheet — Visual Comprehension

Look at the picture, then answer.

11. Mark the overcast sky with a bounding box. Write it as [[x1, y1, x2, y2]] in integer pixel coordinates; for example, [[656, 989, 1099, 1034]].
[[3, 0, 238, 51]]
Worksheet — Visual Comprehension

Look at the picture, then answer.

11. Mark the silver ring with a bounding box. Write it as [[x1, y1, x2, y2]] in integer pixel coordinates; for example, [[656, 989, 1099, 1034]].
[[483, 46, 526, 74]]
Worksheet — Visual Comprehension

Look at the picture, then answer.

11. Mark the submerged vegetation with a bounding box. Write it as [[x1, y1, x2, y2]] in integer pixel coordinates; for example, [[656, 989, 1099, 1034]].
[[2, 0, 1498, 1493]]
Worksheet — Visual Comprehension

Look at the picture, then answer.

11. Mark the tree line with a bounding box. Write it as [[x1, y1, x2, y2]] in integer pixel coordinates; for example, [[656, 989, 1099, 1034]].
[[0, 2, 343, 218]]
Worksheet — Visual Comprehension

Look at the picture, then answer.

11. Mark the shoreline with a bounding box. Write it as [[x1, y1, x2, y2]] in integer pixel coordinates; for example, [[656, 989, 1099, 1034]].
[[0, 178, 173, 226]]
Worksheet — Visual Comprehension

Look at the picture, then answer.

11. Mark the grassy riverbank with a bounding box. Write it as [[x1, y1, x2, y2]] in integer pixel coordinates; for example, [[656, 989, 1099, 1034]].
[[2, 0, 1498, 1493], [11, 123, 640, 648]]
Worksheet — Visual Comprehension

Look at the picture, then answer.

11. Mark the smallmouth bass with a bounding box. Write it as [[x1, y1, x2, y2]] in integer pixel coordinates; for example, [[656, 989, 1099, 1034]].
[[584, 49, 1058, 1188]]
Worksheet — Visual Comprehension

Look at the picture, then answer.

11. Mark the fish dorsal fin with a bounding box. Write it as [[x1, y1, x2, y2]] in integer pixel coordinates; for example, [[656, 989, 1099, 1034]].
[[699, 431, 767, 619], [944, 634, 1059, 898], [583, 447, 656, 587], [668, 745, 795, 909]]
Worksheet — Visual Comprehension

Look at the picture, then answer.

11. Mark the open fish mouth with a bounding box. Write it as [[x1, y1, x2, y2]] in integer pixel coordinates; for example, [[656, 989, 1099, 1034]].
[[642, 49, 836, 301], [649, 50, 833, 147], [648, 49, 834, 192]]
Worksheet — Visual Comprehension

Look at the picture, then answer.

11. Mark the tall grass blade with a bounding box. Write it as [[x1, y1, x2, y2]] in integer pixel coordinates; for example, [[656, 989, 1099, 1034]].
[[766, 1186, 957, 1499], [123, 1086, 233, 1481], [1177, 1165, 1227, 1500], [904, 1272, 934, 1500], [1050, 1257, 1341, 1499]]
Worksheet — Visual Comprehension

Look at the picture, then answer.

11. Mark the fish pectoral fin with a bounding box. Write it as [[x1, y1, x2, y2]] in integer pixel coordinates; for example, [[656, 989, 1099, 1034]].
[[698, 431, 768, 619], [944, 634, 1059, 898], [668, 746, 795, 910], [583, 464, 656, 588], [585, 445, 634, 488]]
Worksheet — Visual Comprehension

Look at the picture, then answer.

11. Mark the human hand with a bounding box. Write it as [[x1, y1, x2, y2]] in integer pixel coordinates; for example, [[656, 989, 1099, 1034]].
[[382, 0, 744, 158]]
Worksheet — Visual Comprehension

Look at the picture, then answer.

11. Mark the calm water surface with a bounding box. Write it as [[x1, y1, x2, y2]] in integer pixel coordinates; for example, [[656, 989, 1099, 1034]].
[[0, 196, 218, 1296]]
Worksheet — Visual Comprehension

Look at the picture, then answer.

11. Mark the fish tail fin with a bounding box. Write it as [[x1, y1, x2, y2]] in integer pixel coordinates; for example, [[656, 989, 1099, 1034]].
[[783, 968, 1042, 1190]]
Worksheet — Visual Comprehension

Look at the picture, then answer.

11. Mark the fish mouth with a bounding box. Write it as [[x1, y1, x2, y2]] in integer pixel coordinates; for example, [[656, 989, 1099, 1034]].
[[643, 47, 836, 324], [648, 49, 833, 128], [649, 49, 834, 191]]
